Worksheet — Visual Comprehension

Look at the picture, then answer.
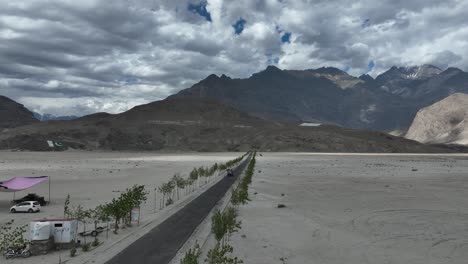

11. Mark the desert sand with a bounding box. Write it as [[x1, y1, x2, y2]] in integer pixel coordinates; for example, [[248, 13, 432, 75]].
[[228, 153, 468, 264], [0, 151, 241, 263], [2, 152, 468, 264]]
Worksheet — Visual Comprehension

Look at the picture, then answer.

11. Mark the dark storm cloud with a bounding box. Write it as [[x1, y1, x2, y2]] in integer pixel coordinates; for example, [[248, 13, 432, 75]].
[[0, 0, 467, 115]]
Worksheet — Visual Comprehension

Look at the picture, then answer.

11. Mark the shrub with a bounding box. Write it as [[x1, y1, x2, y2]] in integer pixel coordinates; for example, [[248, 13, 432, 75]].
[[206, 242, 243, 264], [224, 207, 241, 237], [64, 194, 71, 218], [70, 247, 77, 257], [92, 238, 100, 247], [0, 220, 28, 252], [230, 189, 241, 206], [82, 243, 91, 252], [211, 210, 226, 243], [166, 197, 174, 206], [180, 243, 201, 264]]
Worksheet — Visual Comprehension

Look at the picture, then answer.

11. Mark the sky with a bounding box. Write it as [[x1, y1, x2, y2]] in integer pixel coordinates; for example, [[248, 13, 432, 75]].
[[1, 0, 467, 116]]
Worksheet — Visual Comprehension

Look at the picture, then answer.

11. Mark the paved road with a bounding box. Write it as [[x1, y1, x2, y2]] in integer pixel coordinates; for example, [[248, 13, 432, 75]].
[[106, 154, 251, 264]]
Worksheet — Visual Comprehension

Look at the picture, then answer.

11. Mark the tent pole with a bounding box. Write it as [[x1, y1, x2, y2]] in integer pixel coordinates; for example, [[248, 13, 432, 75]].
[[13, 192, 15, 202], [49, 176, 51, 204]]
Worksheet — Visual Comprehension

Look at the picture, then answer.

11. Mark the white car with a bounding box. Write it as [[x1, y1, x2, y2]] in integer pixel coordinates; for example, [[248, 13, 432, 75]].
[[10, 201, 41, 213]]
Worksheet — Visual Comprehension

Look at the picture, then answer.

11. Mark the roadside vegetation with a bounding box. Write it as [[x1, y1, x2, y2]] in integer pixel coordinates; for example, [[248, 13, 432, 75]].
[[181, 151, 257, 264], [157, 153, 249, 210], [1, 152, 248, 260], [0, 220, 27, 252], [180, 242, 202, 264], [63, 184, 148, 256]]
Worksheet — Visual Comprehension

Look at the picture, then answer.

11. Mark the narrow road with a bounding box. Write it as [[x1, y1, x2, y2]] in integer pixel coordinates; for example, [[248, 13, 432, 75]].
[[106, 154, 251, 264]]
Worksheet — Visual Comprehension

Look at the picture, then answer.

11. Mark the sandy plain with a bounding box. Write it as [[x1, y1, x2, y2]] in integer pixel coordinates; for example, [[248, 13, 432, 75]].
[[0, 151, 241, 263], [2, 152, 468, 264], [229, 153, 468, 264]]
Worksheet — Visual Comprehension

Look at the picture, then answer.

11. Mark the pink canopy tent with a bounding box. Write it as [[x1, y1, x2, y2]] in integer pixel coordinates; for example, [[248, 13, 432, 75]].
[[0, 176, 50, 202]]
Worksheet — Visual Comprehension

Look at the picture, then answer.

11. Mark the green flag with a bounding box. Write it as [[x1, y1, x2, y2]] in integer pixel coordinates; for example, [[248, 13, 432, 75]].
[[47, 140, 65, 148]]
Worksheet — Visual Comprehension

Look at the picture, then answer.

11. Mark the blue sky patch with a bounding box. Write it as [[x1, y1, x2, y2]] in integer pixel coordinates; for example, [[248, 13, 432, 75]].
[[233, 18, 246, 35], [188, 2, 212, 22], [367, 60, 375, 72], [281, 32, 291, 43]]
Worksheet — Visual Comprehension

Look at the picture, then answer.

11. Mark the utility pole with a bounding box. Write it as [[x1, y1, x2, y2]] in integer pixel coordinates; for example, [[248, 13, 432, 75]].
[[49, 176, 51, 204]]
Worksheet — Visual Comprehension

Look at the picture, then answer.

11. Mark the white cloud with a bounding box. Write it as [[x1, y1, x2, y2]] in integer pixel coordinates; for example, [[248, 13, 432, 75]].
[[0, 0, 467, 115]]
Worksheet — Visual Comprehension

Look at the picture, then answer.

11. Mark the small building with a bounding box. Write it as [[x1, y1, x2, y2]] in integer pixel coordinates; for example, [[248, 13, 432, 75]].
[[31, 218, 78, 248], [30, 221, 52, 241], [29, 221, 54, 255]]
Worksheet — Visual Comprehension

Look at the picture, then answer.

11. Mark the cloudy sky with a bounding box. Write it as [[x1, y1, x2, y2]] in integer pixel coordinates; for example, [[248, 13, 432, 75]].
[[1, 0, 467, 116]]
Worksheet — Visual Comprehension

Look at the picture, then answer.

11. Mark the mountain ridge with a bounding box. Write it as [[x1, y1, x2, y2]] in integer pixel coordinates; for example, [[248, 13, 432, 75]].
[[4, 64, 468, 133], [172, 64, 468, 131], [0, 95, 457, 153], [0, 95, 39, 129]]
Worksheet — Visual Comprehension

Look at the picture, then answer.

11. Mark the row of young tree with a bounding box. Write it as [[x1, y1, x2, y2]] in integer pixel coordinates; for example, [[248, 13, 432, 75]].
[[158, 153, 249, 209], [64, 184, 148, 248], [230, 153, 256, 208], [62, 152, 248, 253], [0, 153, 249, 258], [180, 152, 257, 264]]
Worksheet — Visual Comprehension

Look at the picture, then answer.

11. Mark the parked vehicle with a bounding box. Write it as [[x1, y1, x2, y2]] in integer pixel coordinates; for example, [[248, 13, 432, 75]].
[[10, 201, 41, 213], [4, 246, 31, 259], [226, 169, 234, 177], [14, 193, 47, 206], [79, 226, 108, 237]]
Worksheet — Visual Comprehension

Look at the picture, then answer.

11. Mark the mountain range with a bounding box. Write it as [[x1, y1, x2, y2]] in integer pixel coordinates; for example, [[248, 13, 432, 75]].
[[172, 64, 468, 131], [1, 64, 468, 152], [0, 96, 456, 153]]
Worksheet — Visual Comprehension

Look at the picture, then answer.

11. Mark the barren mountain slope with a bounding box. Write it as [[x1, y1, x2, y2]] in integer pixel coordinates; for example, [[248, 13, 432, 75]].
[[0, 95, 38, 128], [172, 65, 468, 131], [0, 97, 455, 153], [406, 93, 468, 144]]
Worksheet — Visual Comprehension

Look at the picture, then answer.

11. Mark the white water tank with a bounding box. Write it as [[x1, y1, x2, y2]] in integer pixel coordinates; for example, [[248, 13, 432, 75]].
[[30, 222, 51, 241]]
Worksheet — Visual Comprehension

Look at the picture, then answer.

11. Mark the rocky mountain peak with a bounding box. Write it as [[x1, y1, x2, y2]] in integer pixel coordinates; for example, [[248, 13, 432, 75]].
[[378, 64, 442, 81], [441, 67, 463, 76], [204, 73, 220, 81], [220, 74, 231, 80], [359, 74, 374, 82], [403, 64, 442, 79], [302, 67, 362, 89], [311, 67, 348, 76], [264, 65, 282, 72], [196, 73, 234, 87]]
